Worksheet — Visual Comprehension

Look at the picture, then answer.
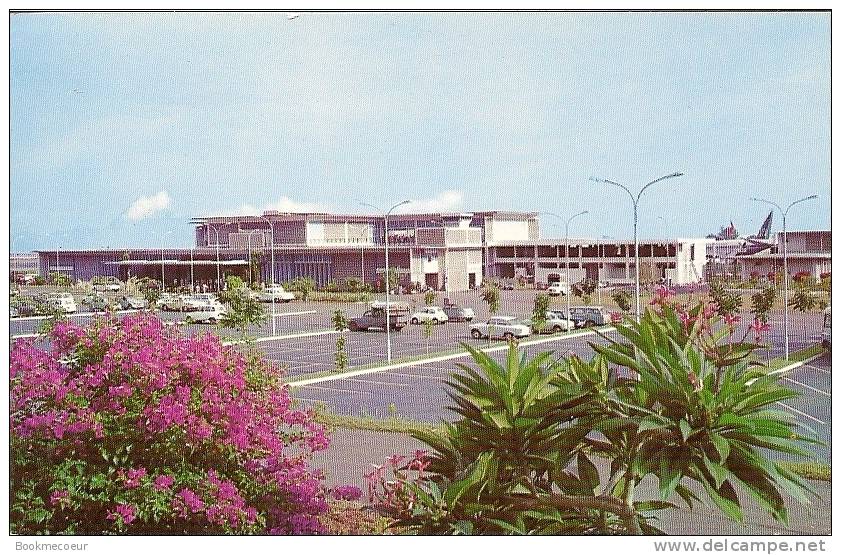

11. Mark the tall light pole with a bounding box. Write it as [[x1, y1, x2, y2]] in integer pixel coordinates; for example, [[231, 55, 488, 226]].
[[359, 226, 368, 286], [591, 172, 684, 322], [544, 211, 588, 326], [751, 195, 818, 360], [361, 199, 411, 363], [206, 224, 222, 291], [245, 229, 262, 287], [259, 215, 277, 337]]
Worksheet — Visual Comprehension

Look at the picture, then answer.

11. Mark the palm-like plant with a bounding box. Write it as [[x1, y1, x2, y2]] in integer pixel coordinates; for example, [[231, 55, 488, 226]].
[[396, 300, 819, 535]]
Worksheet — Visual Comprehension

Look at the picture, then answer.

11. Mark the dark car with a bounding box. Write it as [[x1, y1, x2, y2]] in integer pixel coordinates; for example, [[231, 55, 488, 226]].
[[568, 306, 613, 328], [348, 303, 409, 331], [82, 293, 111, 312], [442, 303, 475, 322]]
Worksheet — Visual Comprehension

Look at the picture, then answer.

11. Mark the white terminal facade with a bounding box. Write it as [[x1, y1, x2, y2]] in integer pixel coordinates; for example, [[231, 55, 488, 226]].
[[190, 210, 710, 291], [37, 210, 827, 291]]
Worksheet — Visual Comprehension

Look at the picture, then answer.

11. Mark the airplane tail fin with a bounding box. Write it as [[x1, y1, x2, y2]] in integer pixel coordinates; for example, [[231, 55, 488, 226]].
[[757, 212, 773, 240]]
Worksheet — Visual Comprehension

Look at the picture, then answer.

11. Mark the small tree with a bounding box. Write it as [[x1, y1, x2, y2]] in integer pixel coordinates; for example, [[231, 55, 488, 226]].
[[219, 276, 266, 338], [333, 309, 349, 372], [612, 289, 632, 312], [750, 286, 776, 324], [531, 293, 550, 334], [789, 288, 817, 341], [137, 278, 161, 307], [49, 272, 71, 287], [571, 279, 597, 304], [709, 279, 743, 317], [424, 290, 437, 306], [423, 318, 435, 355], [386, 267, 399, 294], [286, 277, 316, 301], [480, 285, 501, 345]]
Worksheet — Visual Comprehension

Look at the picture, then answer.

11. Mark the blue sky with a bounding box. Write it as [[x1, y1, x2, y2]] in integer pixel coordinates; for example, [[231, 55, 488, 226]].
[[10, 11, 830, 251]]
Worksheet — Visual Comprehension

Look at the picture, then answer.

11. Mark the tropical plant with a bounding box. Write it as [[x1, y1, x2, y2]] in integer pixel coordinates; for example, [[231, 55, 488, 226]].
[[285, 277, 316, 301], [750, 286, 776, 324], [218, 276, 266, 337], [10, 313, 331, 535], [333, 309, 349, 372], [531, 293, 550, 334], [571, 279, 598, 304], [49, 272, 71, 287], [708, 279, 743, 317], [423, 319, 435, 355], [612, 289, 632, 312], [789, 288, 817, 341], [480, 285, 501, 346], [376, 297, 818, 535], [424, 290, 437, 306]]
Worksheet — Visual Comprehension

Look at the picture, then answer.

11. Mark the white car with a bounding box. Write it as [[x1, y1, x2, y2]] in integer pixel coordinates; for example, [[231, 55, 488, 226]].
[[409, 306, 449, 325], [181, 293, 217, 310], [46, 292, 77, 313], [470, 316, 531, 340], [547, 283, 568, 296], [184, 303, 227, 324], [93, 278, 122, 292], [259, 285, 295, 303], [157, 293, 183, 311]]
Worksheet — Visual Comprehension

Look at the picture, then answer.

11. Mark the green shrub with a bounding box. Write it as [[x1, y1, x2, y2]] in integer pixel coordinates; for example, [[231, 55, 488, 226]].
[[380, 301, 818, 535]]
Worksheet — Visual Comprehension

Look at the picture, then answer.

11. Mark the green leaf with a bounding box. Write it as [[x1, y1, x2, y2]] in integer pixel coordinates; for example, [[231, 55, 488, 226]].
[[709, 433, 730, 463], [679, 419, 692, 441], [577, 452, 600, 492]]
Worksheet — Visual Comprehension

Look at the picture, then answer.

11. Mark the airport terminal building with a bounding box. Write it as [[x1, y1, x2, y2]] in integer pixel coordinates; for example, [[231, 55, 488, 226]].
[[35, 210, 745, 291]]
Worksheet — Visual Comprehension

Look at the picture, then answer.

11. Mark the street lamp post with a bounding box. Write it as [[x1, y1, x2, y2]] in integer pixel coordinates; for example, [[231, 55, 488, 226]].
[[591, 172, 684, 322], [361, 200, 411, 363], [544, 211, 588, 328], [751, 195, 818, 360], [259, 216, 277, 337], [206, 224, 222, 291], [245, 229, 262, 287], [190, 248, 194, 291]]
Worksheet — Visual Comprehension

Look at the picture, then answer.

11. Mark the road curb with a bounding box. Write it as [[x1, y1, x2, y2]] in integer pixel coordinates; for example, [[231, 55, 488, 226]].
[[766, 351, 828, 378], [286, 326, 615, 387]]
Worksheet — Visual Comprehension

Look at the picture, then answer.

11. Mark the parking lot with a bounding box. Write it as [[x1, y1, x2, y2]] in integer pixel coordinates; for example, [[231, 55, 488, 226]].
[[10, 286, 829, 463]]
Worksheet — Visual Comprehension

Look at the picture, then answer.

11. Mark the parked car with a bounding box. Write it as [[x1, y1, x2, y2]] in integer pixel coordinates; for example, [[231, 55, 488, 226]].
[[409, 306, 449, 325], [184, 303, 227, 324], [179, 294, 209, 311], [259, 285, 295, 303], [81, 293, 111, 312], [525, 310, 573, 334], [46, 292, 77, 314], [349, 303, 409, 331], [500, 282, 515, 290], [93, 277, 122, 292], [470, 316, 531, 340], [442, 303, 475, 322], [11, 295, 41, 317], [568, 306, 613, 328], [115, 296, 147, 310], [157, 293, 184, 311], [547, 283, 569, 296]]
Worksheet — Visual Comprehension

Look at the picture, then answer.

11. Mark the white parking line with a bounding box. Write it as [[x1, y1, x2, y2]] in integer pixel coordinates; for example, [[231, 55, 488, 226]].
[[802, 363, 832, 375], [343, 377, 409, 387], [271, 310, 318, 318], [380, 371, 446, 380], [776, 402, 826, 425], [10, 333, 40, 339], [783, 377, 831, 397], [287, 327, 615, 387]]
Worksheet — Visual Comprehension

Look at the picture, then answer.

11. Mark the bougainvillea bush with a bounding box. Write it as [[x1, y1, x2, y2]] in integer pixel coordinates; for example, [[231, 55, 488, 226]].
[[10, 313, 331, 534]]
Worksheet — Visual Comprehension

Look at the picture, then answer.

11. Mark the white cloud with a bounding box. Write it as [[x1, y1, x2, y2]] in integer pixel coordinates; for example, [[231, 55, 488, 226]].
[[219, 196, 328, 217], [125, 191, 171, 220], [393, 190, 464, 214]]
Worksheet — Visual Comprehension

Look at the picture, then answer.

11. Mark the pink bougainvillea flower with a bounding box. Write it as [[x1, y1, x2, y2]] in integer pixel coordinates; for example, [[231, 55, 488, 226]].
[[107, 503, 136, 525], [749, 318, 771, 341], [153, 474, 175, 491]]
